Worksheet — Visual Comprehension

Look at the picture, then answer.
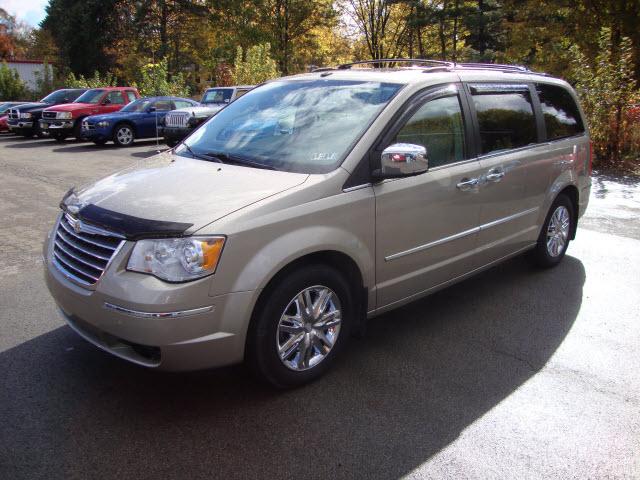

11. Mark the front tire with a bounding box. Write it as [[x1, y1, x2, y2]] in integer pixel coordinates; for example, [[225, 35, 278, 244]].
[[113, 124, 134, 147], [530, 194, 574, 268], [246, 264, 354, 388], [52, 133, 67, 142]]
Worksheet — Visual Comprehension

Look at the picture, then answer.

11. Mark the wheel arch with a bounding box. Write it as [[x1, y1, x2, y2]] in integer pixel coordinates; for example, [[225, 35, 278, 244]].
[[245, 249, 368, 354], [558, 184, 579, 239], [113, 120, 137, 137]]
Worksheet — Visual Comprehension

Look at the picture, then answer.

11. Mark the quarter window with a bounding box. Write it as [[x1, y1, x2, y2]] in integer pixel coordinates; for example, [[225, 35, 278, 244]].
[[126, 91, 137, 103], [393, 95, 466, 168], [471, 87, 537, 154], [536, 84, 584, 140]]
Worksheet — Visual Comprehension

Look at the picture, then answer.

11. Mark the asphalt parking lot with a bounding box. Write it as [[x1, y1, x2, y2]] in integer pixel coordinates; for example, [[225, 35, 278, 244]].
[[1, 134, 639, 479]]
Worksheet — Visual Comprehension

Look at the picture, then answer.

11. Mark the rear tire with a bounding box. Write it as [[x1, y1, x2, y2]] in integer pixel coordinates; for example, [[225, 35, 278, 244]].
[[246, 264, 354, 388], [530, 194, 574, 268]]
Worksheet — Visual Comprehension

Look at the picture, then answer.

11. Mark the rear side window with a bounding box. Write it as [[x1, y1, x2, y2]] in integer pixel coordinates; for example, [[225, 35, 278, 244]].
[[125, 91, 137, 103], [394, 95, 466, 168], [470, 85, 537, 155], [536, 84, 584, 140], [106, 91, 125, 105]]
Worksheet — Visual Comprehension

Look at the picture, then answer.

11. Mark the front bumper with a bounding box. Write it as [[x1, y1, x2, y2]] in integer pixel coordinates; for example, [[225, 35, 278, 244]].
[[8, 120, 34, 129], [162, 126, 192, 142], [43, 222, 256, 371], [81, 127, 111, 141], [40, 119, 74, 134]]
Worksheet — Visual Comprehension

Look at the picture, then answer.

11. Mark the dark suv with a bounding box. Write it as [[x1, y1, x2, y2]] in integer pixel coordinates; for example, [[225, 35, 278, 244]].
[[7, 89, 87, 138]]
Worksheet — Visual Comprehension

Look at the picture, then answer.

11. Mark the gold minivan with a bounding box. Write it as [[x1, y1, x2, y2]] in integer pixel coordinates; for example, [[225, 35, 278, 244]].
[[44, 60, 592, 387]]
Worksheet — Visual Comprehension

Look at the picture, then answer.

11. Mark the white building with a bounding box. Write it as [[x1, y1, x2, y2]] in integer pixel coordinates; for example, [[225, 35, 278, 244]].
[[4, 60, 53, 90]]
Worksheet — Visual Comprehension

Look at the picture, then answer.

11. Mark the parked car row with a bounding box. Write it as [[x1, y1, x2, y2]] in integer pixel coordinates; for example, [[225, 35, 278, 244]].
[[2, 84, 253, 147]]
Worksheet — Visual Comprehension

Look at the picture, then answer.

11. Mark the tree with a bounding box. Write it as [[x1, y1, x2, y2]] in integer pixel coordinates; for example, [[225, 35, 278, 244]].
[[342, 0, 409, 60], [0, 62, 27, 100], [571, 29, 638, 166], [137, 58, 190, 97], [233, 43, 280, 85]]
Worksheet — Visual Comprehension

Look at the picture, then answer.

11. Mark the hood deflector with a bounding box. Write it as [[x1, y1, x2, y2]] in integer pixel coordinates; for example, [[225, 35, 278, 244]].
[[69, 204, 193, 240]]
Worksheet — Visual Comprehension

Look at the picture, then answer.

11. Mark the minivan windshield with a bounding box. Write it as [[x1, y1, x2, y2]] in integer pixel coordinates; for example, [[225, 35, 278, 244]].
[[201, 88, 233, 104], [177, 79, 402, 173], [74, 89, 106, 104]]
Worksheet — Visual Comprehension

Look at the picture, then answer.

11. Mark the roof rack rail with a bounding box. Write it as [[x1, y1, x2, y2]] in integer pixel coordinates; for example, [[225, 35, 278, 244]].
[[453, 62, 531, 73], [336, 58, 455, 70], [312, 58, 547, 76]]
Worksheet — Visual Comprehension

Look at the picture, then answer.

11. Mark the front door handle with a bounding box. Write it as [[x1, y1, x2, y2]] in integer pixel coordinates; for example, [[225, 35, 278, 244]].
[[486, 170, 505, 182], [456, 177, 479, 191]]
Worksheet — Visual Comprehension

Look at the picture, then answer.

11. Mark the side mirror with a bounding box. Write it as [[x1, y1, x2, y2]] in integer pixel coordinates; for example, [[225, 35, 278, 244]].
[[102, 98, 111, 105], [373, 143, 429, 180], [147, 106, 156, 113]]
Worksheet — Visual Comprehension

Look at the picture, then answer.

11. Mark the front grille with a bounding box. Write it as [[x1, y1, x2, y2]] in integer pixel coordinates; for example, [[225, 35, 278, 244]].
[[9, 108, 19, 119], [42, 111, 57, 120], [165, 112, 190, 128], [52, 213, 124, 287]]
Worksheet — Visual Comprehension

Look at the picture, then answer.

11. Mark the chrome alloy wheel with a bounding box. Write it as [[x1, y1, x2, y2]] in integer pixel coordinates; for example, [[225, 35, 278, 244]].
[[116, 126, 133, 145], [546, 205, 571, 257], [276, 285, 342, 371]]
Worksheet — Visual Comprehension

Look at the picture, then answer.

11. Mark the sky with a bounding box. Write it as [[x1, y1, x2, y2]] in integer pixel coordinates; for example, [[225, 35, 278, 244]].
[[2, 0, 48, 27]]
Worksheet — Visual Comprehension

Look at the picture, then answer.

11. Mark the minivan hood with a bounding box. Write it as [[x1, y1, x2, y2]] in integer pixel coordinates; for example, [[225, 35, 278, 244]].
[[72, 153, 308, 232]]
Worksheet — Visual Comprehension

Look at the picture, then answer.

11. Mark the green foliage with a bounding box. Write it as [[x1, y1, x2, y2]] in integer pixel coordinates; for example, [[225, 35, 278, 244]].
[[33, 62, 57, 99], [64, 71, 117, 89], [233, 43, 281, 85], [571, 29, 639, 166], [136, 59, 190, 97], [0, 62, 27, 100]]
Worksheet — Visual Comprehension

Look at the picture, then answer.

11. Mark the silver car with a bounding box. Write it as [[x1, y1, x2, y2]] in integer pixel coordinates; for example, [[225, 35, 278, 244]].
[[44, 60, 592, 387]]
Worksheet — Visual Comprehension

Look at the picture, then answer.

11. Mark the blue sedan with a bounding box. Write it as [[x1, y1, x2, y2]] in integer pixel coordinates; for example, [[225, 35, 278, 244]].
[[82, 96, 199, 147]]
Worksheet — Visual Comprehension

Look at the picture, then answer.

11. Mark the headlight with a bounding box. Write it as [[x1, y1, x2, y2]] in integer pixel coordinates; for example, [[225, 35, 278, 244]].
[[57, 112, 72, 119], [127, 236, 225, 282], [20, 112, 32, 119], [96, 121, 110, 128]]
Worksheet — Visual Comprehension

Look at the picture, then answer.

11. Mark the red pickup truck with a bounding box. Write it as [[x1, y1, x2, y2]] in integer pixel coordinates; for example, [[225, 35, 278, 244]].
[[41, 87, 140, 141]]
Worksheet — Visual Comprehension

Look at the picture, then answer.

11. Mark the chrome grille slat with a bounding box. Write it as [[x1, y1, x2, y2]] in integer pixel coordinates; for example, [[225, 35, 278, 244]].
[[52, 214, 123, 288], [53, 250, 100, 282], [165, 112, 189, 127], [58, 218, 119, 250], [55, 230, 111, 260], [54, 240, 106, 271]]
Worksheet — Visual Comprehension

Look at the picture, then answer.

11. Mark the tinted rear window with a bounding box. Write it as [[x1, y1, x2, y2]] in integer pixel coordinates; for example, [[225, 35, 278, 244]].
[[536, 84, 584, 140], [470, 85, 537, 155]]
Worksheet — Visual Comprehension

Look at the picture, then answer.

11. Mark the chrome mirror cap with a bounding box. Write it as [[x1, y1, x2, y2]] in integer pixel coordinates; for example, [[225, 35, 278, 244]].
[[379, 143, 429, 178]]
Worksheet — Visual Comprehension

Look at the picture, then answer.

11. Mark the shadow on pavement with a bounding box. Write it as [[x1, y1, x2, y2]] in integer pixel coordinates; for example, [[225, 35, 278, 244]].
[[0, 255, 585, 479]]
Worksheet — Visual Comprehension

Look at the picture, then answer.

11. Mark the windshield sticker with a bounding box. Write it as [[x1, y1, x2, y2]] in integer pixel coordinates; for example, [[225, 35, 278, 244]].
[[311, 152, 338, 162]]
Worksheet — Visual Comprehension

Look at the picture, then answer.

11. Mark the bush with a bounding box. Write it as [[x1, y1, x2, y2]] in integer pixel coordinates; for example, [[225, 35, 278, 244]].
[[0, 61, 28, 100], [233, 43, 280, 85], [571, 29, 640, 168], [137, 59, 190, 97], [64, 71, 117, 89]]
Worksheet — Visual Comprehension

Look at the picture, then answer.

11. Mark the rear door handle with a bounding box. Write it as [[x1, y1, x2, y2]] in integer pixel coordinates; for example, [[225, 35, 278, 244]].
[[486, 170, 505, 182], [456, 177, 479, 191]]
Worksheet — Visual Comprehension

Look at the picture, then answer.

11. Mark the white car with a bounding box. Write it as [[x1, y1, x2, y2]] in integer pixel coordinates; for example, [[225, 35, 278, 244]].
[[162, 85, 253, 146]]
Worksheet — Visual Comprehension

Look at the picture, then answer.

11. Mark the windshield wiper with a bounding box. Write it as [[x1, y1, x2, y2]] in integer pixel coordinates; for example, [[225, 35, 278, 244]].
[[203, 151, 276, 170], [182, 144, 223, 163]]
